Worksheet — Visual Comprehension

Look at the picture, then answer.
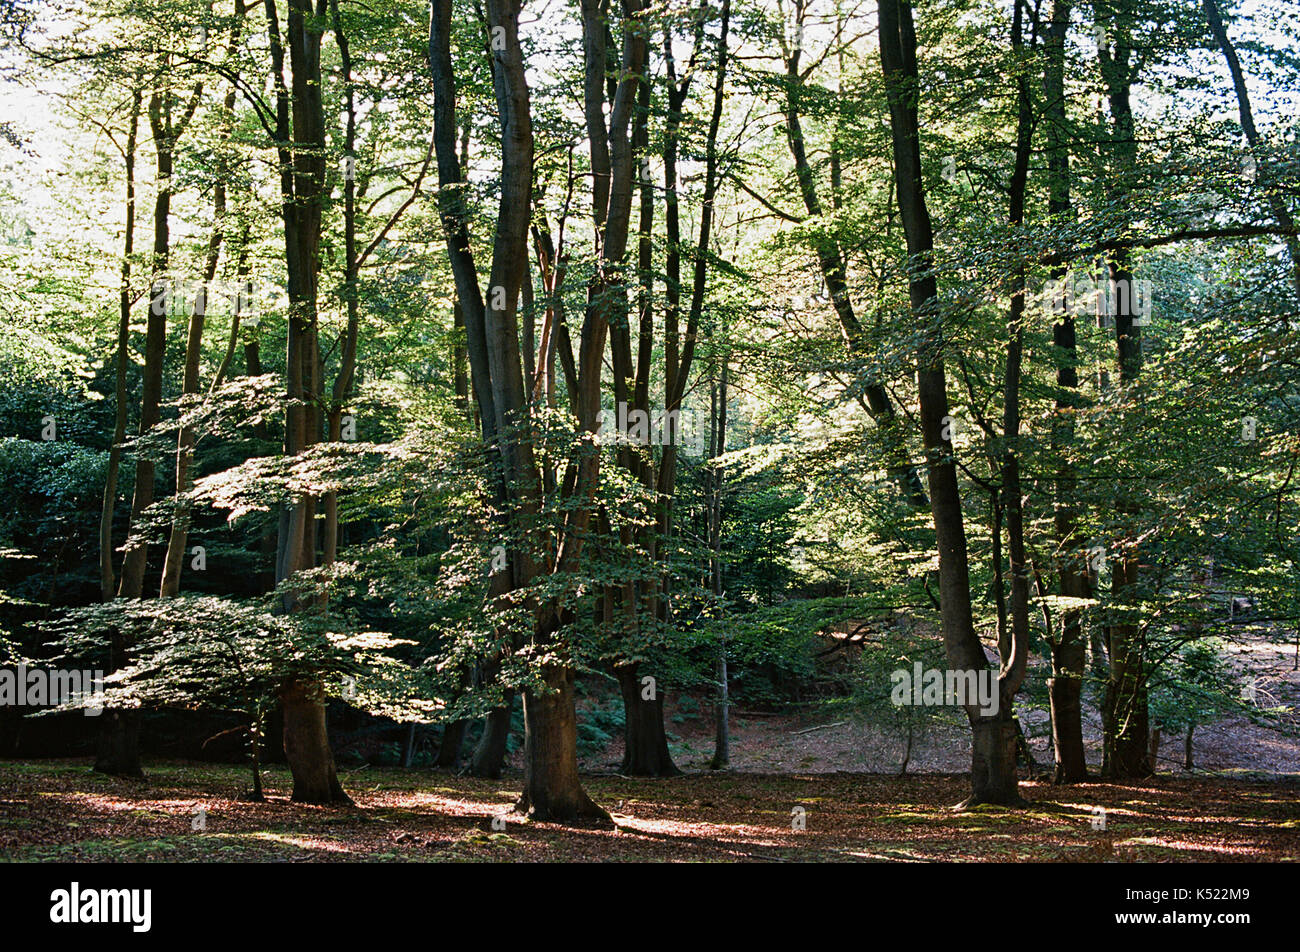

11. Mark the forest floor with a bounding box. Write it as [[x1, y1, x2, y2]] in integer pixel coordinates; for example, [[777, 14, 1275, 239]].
[[0, 759, 1296, 862], [3, 635, 1296, 862]]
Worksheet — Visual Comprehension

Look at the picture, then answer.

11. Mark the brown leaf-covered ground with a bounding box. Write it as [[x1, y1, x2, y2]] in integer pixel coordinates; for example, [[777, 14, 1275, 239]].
[[0, 760, 1296, 862]]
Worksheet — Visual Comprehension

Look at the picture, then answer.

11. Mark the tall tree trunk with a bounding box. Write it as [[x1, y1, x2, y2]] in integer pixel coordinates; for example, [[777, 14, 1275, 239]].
[[488, 0, 591, 818], [612, 0, 733, 776], [708, 359, 729, 770], [995, 0, 1035, 790], [877, 0, 1023, 807], [654, 12, 707, 638], [1043, 0, 1089, 785], [267, 0, 348, 804], [323, 0, 363, 576], [99, 84, 142, 603], [1098, 8, 1151, 779], [158, 193, 225, 597], [608, 60, 678, 777], [115, 94, 173, 604], [429, 0, 610, 823], [96, 89, 143, 778], [117, 70, 202, 599]]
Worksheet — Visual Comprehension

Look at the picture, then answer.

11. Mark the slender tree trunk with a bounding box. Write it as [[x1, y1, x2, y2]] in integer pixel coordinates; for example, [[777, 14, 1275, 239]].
[[708, 360, 730, 770], [607, 63, 678, 777], [1046, 0, 1089, 781], [711, 648, 729, 770], [323, 0, 363, 577], [94, 89, 144, 778], [452, 301, 469, 413], [159, 8, 243, 599], [99, 85, 142, 603], [248, 721, 266, 801], [158, 195, 225, 597], [402, 723, 418, 768], [116, 101, 172, 601], [993, 0, 1034, 790], [612, 0, 733, 777], [1098, 11, 1151, 779], [117, 75, 200, 600], [877, 0, 1023, 806]]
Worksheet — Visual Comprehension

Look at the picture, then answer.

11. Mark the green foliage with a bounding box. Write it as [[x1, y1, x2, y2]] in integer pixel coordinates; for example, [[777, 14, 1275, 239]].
[[43, 594, 431, 722]]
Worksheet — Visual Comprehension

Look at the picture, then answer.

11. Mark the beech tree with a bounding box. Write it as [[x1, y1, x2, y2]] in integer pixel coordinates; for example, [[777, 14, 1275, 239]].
[[877, 0, 1024, 805]]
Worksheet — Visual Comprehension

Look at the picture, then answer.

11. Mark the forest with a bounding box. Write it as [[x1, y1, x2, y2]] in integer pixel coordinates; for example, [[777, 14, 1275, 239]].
[[0, 0, 1297, 867]]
